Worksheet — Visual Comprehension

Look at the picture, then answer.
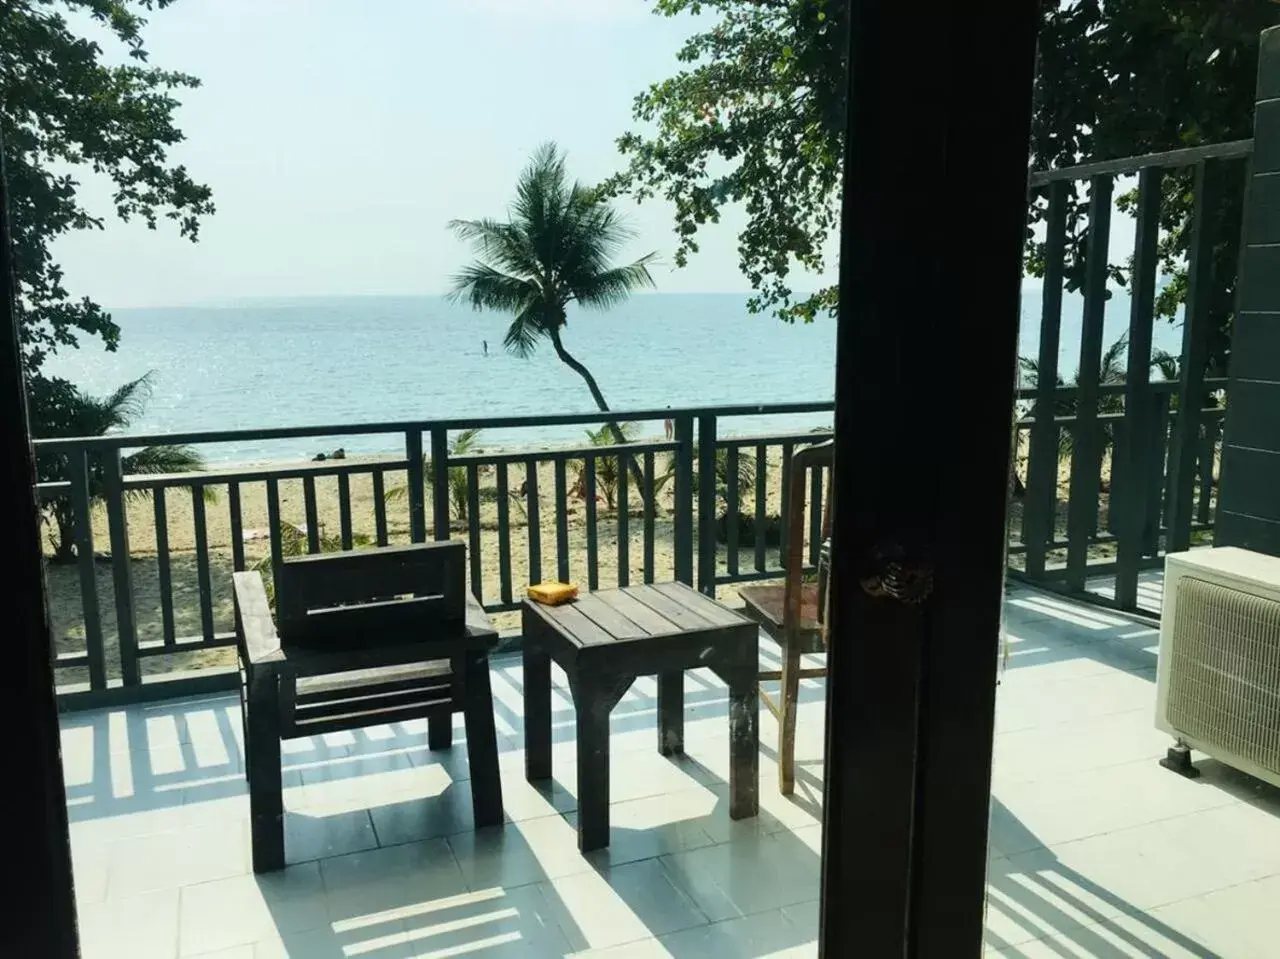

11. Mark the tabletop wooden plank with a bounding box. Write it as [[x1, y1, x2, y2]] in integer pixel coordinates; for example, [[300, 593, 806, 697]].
[[544, 602, 619, 647], [627, 584, 717, 630], [598, 589, 679, 636], [653, 582, 749, 628], [573, 592, 649, 640]]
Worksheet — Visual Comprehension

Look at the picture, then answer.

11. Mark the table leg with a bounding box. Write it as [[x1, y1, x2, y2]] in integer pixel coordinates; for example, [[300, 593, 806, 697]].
[[726, 666, 760, 820], [572, 675, 632, 853], [462, 651, 504, 829], [523, 627, 552, 782], [246, 666, 285, 872], [657, 670, 685, 756]]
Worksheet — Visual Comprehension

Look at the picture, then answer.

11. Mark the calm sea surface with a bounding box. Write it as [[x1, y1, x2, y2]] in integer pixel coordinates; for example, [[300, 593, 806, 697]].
[[43, 291, 1180, 462]]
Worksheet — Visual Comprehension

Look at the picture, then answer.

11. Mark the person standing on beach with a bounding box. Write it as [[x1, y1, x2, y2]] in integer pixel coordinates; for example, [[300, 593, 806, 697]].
[[663, 408, 673, 440]]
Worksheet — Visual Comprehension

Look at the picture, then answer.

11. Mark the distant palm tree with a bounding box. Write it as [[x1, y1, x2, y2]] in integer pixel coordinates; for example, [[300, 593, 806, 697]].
[[448, 142, 656, 491], [385, 428, 487, 524], [572, 423, 639, 511], [1020, 332, 1129, 457], [33, 373, 207, 562]]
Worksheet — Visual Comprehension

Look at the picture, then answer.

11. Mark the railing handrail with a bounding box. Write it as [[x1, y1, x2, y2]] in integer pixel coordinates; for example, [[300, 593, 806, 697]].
[[31, 376, 1229, 456], [1027, 139, 1254, 188], [30, 399, 837, 453]]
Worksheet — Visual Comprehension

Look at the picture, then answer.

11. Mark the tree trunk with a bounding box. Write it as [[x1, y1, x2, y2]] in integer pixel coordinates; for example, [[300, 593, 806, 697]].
[[548, 326, 651, 506], [49, 502, 76, 564]]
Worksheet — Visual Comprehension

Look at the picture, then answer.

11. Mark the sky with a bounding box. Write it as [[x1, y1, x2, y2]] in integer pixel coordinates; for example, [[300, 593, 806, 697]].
[[49, 0, 1145, 310], [53, 0, 774, 308]]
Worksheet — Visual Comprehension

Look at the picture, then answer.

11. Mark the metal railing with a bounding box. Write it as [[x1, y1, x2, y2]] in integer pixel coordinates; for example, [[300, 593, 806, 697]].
[[1020, 137, 1250, 607], [35, 402, 835, 705], [35, 380, 1225, 707]]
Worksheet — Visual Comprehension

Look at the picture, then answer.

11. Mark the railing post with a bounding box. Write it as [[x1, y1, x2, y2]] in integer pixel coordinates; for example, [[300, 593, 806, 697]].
[[430, 426, 450, 541], [696, 414, 718, 596], [673, 415, 695, 586], [405, 430, 426, 543], [1113, 168, 1162, 609], [1065, 173, 1113, 592], [100, 450, 140, 686], [1146, 392, 1172, 556], [1167, 160, 1222, 553], [68, 449, 106, 691], [1023, 178, 1068, 579]]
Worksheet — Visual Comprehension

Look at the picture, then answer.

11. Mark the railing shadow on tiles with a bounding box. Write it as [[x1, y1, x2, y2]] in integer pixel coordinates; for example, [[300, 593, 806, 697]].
[[33, 139, 1251, 708]]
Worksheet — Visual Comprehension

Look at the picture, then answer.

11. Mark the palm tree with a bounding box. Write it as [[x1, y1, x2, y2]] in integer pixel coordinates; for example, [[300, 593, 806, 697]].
[[572, 422, 639, 511], [448, 142, 656, 491], [1020, 332, 1129, 457], [385, 428, 488, 524], [33, 373, 207, 562]]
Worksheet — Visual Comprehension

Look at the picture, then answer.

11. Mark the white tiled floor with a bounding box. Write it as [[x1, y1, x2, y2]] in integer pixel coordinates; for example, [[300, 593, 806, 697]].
[[61, 586, 1280, 958]]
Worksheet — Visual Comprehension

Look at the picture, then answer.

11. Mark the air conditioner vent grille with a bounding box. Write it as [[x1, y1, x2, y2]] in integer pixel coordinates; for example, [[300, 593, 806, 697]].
[[1167, 576, 1280, 777]]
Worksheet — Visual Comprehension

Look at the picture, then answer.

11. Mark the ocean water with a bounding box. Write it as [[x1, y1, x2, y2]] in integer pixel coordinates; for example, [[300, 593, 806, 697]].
[[42, 291, 1181, 462]]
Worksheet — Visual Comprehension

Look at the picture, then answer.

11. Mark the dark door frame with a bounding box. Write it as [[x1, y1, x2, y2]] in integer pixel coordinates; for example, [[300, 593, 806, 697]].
[[1, 136, 81, 955], [820, 1, 1040, 955]]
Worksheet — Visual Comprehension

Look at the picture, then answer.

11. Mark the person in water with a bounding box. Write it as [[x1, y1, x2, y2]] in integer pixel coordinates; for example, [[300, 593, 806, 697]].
[[483, 339, 488, 356]]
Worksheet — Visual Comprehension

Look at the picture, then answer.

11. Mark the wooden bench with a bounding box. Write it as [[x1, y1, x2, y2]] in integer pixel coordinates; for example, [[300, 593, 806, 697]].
[[521, 582, 759, 852], [233, 540, 503, 873]]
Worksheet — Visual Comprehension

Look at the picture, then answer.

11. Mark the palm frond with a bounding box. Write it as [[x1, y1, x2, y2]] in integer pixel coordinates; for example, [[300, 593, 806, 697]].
[[1099, 332, 1128, 384], [123, 444, 215, 502], [573, 255, 657, 310], [452, 428, 483, 454], [1151, 349, 1180, 381], [504, 304, 547, 359], [448, 218, 542, 280], [101, 372, 157, 429], [123, 444, 204, 475], [448, 263, 540, 313]]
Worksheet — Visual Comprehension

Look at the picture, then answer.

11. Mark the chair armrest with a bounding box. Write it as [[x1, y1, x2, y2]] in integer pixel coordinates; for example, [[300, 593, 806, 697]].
[[464, 591, 500, 645], [233, 571, 284, 667]]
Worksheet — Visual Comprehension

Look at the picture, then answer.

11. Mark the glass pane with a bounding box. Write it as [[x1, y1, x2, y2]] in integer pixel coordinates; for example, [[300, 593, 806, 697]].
[[10, 3, 846, 955], [987, 9, 1280, 955]]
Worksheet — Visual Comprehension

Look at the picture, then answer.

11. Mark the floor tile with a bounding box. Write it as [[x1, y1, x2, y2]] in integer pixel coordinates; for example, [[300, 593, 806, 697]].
[[368, 786, 481, 848], [659, 830, 819, 922], [653, 907, 818, 957], [177, 864, 328, 955], [284, 809, 378, 864], [448, 812, 590, 891], [320, 837, 471, 924], [397, 883, 572, 957], [78, 888, 180, 959], [106, 820, 250, 898], [545, 858, 709, 952]]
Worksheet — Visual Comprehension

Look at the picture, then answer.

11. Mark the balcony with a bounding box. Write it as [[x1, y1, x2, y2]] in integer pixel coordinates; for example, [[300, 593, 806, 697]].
[[61, 580, 1279, 958]]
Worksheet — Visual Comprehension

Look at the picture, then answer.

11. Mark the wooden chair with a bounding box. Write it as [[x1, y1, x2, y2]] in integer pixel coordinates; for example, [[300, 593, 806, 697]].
[[233, 540, 503, 872], [739, 440, 833, 794]]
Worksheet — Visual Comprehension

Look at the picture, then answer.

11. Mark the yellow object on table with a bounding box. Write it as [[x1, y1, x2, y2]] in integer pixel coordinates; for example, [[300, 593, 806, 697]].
[[527, 582, 579, 606]]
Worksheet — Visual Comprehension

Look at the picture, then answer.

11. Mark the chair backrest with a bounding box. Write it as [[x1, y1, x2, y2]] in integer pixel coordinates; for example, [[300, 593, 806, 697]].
[[783, 440, 834, 641], [276, 541, 466, 647]]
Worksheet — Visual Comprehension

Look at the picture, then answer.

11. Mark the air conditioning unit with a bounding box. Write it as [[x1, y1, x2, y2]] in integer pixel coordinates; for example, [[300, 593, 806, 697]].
[[1156, 547, 1280, 787]]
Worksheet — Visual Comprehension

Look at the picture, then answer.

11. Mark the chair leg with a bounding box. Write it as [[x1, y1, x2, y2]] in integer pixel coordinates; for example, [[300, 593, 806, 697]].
[[461, 651, 503, 829], [246, 666, 284, 873], [778, 646, 802, 795], [428, 712, 453, 750]]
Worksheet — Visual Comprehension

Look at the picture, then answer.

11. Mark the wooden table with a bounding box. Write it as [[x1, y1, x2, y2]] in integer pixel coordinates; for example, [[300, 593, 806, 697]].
[[521, 582, 759, 852]]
